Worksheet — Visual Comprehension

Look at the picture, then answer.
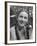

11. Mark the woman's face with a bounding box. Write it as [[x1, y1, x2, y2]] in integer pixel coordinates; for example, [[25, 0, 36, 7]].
[[17, 11, 28, 27]]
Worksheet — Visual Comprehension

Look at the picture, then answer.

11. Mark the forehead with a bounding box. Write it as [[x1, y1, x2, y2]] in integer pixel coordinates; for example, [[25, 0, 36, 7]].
[[19, 11, 28, 17]]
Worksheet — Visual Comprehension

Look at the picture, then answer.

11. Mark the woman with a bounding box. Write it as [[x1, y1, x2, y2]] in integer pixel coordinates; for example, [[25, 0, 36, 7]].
[[10, 10, 32, 40]]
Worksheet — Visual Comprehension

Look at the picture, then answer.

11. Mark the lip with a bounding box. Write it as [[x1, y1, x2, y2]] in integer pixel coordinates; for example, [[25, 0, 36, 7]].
[[19, 21, 24, 24]]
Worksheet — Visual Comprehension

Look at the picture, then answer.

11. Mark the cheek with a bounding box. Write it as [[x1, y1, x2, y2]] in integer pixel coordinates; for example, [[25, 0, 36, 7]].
[[24, 19, 28, 22], [17, 17, 22, 21]]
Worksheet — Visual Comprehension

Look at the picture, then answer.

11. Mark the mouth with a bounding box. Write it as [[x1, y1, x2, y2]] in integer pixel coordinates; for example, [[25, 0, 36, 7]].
[[19, 21, 27, 26], [19, 21, 24, 24]]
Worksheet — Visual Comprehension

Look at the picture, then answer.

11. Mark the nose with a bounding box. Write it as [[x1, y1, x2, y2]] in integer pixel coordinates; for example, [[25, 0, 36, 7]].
[[22, 17, 25, 21]]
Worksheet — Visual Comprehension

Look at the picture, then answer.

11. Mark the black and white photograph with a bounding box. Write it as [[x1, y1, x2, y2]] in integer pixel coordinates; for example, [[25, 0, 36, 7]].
[[10, 6, 33, 40], [5, 2, 36, 44]]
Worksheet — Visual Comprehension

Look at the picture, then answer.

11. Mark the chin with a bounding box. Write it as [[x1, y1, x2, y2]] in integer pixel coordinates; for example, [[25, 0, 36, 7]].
[[19, 24, 24, 27]]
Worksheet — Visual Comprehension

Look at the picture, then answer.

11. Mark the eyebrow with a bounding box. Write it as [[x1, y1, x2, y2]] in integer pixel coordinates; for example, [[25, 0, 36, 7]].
[[20, 16, 27, 18]]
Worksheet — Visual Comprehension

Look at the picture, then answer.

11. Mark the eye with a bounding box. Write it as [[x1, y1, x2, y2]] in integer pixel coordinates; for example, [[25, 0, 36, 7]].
[[24, 17, 27, 19], [19, 16, 23, 18]]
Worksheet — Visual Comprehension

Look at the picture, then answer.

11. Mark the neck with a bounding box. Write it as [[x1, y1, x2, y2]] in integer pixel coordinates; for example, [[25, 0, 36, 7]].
[[17, 25, 26, 31]]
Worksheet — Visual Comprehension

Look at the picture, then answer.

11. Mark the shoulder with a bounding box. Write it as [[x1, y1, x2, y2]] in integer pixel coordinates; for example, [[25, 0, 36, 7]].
[[10, 26, 15, 32], [10, 26, 17, 40]]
